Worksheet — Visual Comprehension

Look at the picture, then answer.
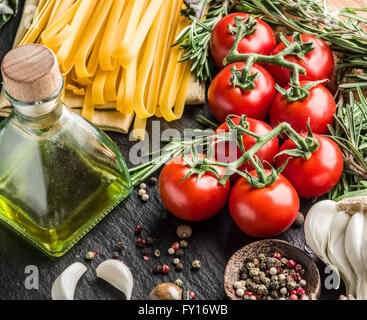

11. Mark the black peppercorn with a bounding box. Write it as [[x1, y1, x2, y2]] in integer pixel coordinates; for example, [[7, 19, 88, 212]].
[[114, 242, 125, 252], [153, 265, 162, 274], [112, 251, 120, 259], [175, 249, 185, 258], [175, 262, 184, 271], [142, 248, 151, 256], [149, 177, 158, 185], [146, 237, 154, 246]]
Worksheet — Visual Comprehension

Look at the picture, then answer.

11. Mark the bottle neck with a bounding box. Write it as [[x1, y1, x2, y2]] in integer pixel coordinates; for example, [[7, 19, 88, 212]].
[[4, 78, 64, 129]]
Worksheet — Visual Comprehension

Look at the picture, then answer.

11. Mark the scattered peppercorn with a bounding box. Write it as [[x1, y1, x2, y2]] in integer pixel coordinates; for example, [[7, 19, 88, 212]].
[[140, 183, 147, 189], [190, 291, 196, 299], [146, 237, 154, 246], [114, 242, 125, 252], [142, 194, 150, 202], [173, 258, 180, 265], [161, 265, 170, 274], [112, 251, 120, 259], [179, 240, 188, 248], [85, 251, 96, 260], [138, 189, 147, 196], [175, 263, 184, 271], [137, 238, 146, 248], [142, 248, 151, 256], [154, 249, 161, 258], [153, 265, 162, 274], [135, 225, 143, 234], [175, 249, 185, 258], [171, 242, 180, 250], [149, 177, 158, 185], [168, 248, 175, 255], [192, 260, 201, 270], [176, 225, 192, 239], [175, 279, 183, 287]]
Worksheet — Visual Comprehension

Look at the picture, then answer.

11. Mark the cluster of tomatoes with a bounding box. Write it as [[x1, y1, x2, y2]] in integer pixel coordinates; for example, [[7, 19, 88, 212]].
[[159, 13, 344, 238]]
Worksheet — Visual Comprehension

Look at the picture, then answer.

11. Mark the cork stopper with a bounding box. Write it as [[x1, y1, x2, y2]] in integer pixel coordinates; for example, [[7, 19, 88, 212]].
[[1, 44, 61, 103]]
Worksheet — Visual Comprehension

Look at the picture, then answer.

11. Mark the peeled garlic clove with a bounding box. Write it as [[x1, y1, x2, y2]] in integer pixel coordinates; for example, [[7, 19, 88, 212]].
[[51, 262, 87, 300], [96, 259, 133, 300]]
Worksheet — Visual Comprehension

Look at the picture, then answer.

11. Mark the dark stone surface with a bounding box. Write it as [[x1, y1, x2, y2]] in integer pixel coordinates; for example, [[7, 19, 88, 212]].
[[0, 1, 343, 300]]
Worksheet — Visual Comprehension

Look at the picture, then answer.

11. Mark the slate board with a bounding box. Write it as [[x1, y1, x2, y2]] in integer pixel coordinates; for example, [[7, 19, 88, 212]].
[[0, 0, 343, 300]]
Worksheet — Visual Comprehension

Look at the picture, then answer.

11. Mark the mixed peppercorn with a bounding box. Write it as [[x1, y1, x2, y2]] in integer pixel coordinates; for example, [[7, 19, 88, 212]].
[[234, 252, 311, 300]]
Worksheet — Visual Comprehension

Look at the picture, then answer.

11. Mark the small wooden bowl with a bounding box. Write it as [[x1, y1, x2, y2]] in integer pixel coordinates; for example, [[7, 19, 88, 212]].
[[224, 239, 321, 300]]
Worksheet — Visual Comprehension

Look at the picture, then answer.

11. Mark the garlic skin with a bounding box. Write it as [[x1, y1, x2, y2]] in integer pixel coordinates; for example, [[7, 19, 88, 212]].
[[327, 211, 356, 296], [96, 259, 133, 300], [305, 197, 367, 300], [345, 211, 366, 299], [51, 262, 87, 300], [304, 200, 338, 266]]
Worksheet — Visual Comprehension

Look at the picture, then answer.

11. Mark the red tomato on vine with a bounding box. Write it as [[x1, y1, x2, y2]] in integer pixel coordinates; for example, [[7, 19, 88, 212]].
[[210, 12, 277, 69], [266, 34, 334, 87], [275, 133, 344, 198], [159, 155, 231, 221], [208, 62, 276, 122], [270, 80, 336, 135], [229, 170, 300, 238], [214, 117, 279, 181]]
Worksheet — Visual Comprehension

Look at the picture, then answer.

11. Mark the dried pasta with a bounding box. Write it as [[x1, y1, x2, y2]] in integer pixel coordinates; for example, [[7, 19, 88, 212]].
[[17, 0, 195, 139]]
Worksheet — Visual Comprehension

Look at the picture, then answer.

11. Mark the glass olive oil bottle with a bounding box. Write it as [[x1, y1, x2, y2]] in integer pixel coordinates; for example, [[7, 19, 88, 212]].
[[0, 44, 132, 257]]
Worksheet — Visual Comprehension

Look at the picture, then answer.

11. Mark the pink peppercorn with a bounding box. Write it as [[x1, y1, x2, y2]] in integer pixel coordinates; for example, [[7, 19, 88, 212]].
[[290, 272, 297, 280], [135, 225, 143, 234], [290, 294, 298, 300], [137, 238, 146, 248], [161, 265, 170, 274], [297, 288, 306, 296], [287, 259, 296, 269], [245, 291, 254, 296], [290, 290, 297, 295], [171, 242, 180, 250], [190, 291, 196, 299], [273, 252, 282, 260], [295, 264, 303, 272]]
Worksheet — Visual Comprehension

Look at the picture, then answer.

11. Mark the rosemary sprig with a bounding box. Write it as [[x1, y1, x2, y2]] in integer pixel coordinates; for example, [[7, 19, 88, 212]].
[[174, 0, 234, 81], [328, 88, 367, 200], [236, 0, 367, 55]]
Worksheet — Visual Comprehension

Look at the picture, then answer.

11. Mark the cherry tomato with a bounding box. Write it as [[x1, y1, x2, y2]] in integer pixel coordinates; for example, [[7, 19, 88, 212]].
[[266, 34, 334, 87], [269, 81, 336, 135], [210, 12, 277, 69], [229, 170, 299, 238], [159, 155, 231, 221], [208, 62, 276, 122], [214, 117, 279, 182], [275, 133, 344, 198]]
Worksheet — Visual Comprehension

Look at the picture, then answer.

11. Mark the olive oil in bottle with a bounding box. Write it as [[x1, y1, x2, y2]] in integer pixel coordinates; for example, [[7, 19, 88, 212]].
[[0, 44, 132, 257]]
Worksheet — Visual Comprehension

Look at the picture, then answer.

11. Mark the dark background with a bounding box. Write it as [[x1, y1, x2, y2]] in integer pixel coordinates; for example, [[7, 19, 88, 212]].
[[0, 0, 342, 300]]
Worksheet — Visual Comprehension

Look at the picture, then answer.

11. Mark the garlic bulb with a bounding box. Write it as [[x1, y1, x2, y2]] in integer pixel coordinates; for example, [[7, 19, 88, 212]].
[[96, 259, 133, 300], [305, 197, 367, 299]]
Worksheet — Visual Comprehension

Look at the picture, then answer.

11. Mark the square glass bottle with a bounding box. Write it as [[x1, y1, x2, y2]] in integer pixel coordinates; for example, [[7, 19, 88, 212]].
[[0, 44, 132, 257]]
